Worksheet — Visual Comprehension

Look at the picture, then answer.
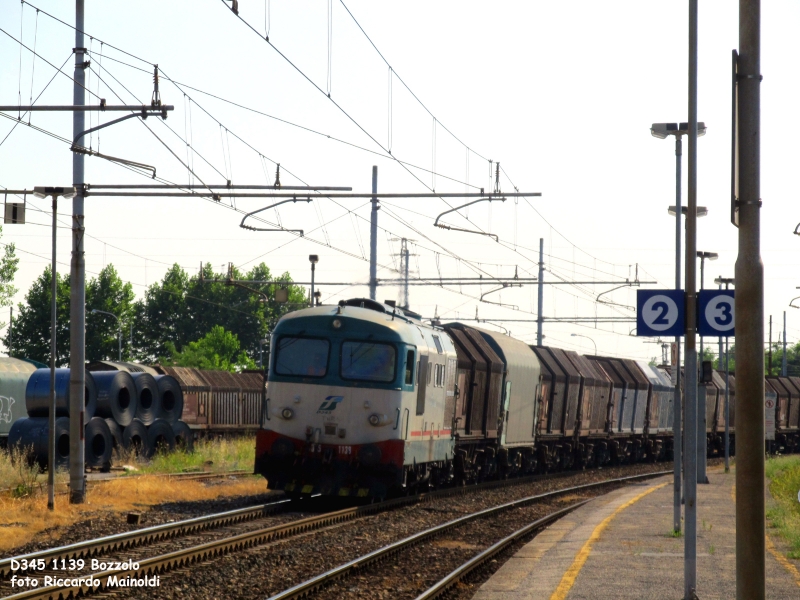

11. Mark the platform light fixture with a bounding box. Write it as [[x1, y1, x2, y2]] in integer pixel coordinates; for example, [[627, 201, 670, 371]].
[[668, 206, 708, 218], [32, 185, 77, 512], [650, 122, 707, 139], [33, 186, 77, 200], [651, 120, 707, 536], [309, 255, 319, 307]]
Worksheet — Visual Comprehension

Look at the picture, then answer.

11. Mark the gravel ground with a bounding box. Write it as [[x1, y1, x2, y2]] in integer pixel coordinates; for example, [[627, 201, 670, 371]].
[[314, 497, 575, 600], [107, 462, 673, 600]]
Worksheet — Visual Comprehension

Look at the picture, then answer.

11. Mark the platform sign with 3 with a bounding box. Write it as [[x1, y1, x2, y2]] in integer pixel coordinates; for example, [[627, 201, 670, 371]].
[[698, 290, 735, 337], [636, 290, 685, 337]]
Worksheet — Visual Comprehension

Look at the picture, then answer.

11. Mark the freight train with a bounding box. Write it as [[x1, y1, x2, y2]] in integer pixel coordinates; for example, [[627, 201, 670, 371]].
[[255, 298, 800, 497]]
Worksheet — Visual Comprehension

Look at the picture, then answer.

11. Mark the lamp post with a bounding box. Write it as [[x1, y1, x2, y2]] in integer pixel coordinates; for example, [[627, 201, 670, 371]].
[[309, 255, 319, 307], [696, 251, 718, 362], [695, 250, 717, 486], [259, 337, 269, 368], [570, 332, 597, 355], [715, 276, 735, 473], [90, 309, 121, 361], [32, 186, 76, 511], [652, 121, 706, 536]]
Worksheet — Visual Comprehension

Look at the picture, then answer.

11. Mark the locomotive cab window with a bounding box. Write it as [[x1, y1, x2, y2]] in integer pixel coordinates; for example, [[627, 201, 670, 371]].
[[341, 341, 397, 383], [274, 337, 329, 377], [405, 350, 415, 385]]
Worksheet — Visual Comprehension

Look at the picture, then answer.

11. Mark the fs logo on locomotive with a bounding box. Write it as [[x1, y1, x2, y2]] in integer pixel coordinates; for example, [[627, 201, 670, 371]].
[[317, 396, 344, 413]]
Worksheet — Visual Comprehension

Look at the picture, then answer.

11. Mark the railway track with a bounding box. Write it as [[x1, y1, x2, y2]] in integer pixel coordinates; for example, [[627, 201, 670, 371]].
[[0, 466, 669, 600], [268, 471, 669, 600]]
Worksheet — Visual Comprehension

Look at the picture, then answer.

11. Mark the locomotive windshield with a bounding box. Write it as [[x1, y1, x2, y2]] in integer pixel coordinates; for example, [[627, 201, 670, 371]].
[[274, 336, 329, 377], [341, 341, 396, 383]]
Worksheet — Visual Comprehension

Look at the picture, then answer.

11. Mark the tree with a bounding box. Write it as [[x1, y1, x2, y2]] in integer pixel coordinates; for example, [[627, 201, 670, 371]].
[[85, 265, 136, 361], [4, 264, 134, 365], [4, 266, 69, 365], [161, 325, 256, 372], [132, 262, 305, 363], [0, 230, 19, 313]]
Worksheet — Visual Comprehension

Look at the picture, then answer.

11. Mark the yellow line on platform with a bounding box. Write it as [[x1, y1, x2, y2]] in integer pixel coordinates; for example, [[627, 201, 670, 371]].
[[549, 482, 668, 600], [733, 480, 800, 588]]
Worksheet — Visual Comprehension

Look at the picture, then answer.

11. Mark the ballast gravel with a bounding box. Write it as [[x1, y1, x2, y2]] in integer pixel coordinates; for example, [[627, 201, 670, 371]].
[[107, 462, 674, 600]]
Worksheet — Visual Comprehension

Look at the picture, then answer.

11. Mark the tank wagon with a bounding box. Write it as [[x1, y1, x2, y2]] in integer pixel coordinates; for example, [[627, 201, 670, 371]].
[[0, 358, 39, 441], [255, 299, 792, 496]]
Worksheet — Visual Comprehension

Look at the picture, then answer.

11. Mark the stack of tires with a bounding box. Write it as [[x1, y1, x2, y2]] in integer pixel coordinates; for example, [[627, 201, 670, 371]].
[[8, 368, 192, 471]]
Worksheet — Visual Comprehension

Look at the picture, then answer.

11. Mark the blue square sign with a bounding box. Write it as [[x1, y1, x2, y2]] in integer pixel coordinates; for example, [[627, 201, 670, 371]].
[[698, 290, 735, 337], [636, 289, 685, 337]]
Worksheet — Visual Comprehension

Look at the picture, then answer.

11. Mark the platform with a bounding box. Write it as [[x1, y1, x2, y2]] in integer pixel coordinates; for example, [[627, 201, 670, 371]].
[[472, 472, 800, 599]]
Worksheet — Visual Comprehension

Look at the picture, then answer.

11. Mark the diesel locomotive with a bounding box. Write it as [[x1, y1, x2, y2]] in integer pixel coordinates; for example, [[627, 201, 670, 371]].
[[254, 298, 799, 497]]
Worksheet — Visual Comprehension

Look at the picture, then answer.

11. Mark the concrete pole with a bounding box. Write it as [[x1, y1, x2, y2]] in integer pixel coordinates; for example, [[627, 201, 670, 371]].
[[698, 257, 707, 485], [48, 195, 57, 511], [736, 1, 765, 596], [782, 311, 787, 376], [700, 257, 705, 362], [402, 239, 409, 309], [537, 238, 544, 346], [310, 262, 315, 307], [69, 0, 87, 504], [768, 315, 772, 375], [117, 326, 121, 362], [369, 166, 378, 301], [673, 135, 683, 535], [683, 1, 699, 596], [725, 332, 730, 473], [718, 282, 723, 373]]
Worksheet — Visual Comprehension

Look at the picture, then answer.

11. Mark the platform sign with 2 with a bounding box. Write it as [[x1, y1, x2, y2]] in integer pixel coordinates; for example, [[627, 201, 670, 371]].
[[636, 290, 685, 337], [698, 290, 735, 337]]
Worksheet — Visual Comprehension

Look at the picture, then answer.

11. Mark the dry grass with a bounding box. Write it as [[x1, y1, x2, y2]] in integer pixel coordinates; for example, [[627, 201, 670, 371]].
[[0, 435, 262, 553], [0, 445, 70, 498], [0, 474, 266, 553]]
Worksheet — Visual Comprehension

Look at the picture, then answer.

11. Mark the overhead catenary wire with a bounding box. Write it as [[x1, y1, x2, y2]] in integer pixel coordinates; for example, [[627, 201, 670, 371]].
[[3, 7, 468, 310], [217, 0, 494, 237], [0, 25, 103, 102], [0, 53, 72, 149], [8, 0, 658, 335], [26, 8, 40, 125], [82, 48, 482, 191]]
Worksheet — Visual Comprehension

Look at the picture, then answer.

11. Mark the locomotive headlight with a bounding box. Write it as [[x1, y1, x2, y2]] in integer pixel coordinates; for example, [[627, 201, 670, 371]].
[[368, 413, 389, 427], [332, 318, 342, 329], [281, 408, 295, 420]]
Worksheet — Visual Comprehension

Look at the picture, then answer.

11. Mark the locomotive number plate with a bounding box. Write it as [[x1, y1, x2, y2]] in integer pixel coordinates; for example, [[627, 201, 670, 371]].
[[338, 445, 352, 455]]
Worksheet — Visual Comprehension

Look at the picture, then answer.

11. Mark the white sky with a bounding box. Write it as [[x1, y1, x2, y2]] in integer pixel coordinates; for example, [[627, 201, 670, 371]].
[[0, 0, 798, 362]]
